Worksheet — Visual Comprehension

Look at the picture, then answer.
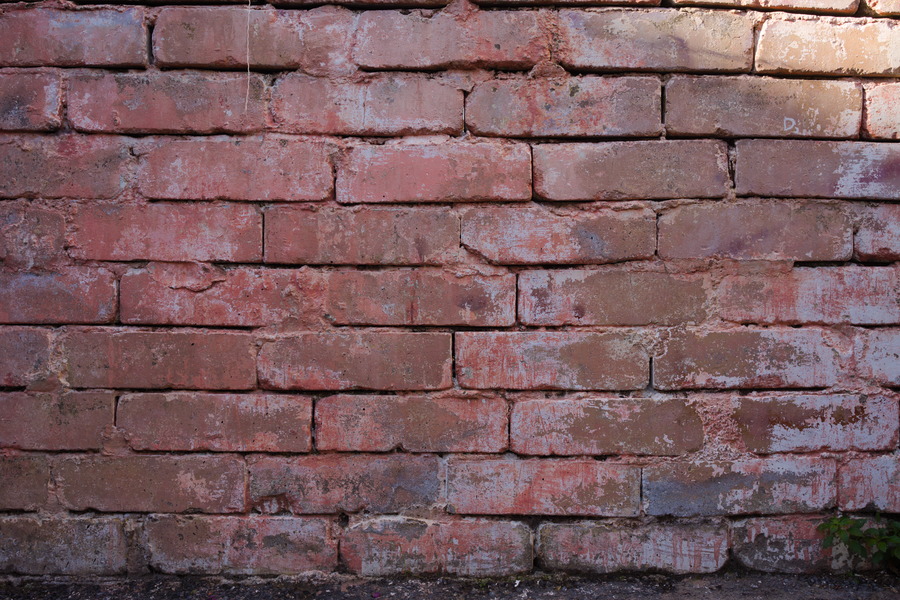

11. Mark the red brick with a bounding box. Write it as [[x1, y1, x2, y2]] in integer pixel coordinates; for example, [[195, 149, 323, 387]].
[[0, 8, 146, 67], [154, 6, 353, 74], [0, 516, 127, 575], [341, 517, 532, 576], [326, 270, 515, 326], [265, 206, 459, 265], [838, 455, 900, 512], [121, 264, 321, 327], [456, 332, 649, 390], [258, 332, 452, 391], [0, 72, 61, 131], [510, 397, 703, 456], [558, 9, 757, 72], [732, 394, 899, 454], [720, 267, 900, 325], [0, 391, 113, 450], [0, 455, 48, 510], [855, 328, 900, 386], [119, 393, 312, 453], [70, 203, 261, 263], [65, 329, 256, 390], [69, 72, 266, 134], [139, 137, 333, 201], [466, 76, 661, 137], [672, 0, 857, 12], [736, 140, 900, 199], [337, 142, 530, 204], [534, 141, 728, 200], [460, 206, 655, 265], [756, 16, 900, 76], [666, 76, 861, 138], [0, 134, 130, 199], [56, 455, 246, 513], [538, 521, 728, 574], [0, 327, 50, 387], [0, 202, 65, 270], [856, 204, 900, 261], [146, 515, 336, 575], [659, 201, 851, 261], [353, 10, 547, 70], [447, 458, 640, 516], [654, 329, 841, 390], [864, 82, 900, 140], [519, 270, 709, 326], [643, 457, 836, 516], [249, 454, 441, 514], [315, 394, 508, 452], [0, 268, 116, 324], [273, 73, 463, 135]]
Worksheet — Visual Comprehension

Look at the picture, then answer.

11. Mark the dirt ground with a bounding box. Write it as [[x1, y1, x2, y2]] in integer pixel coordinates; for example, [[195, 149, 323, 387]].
[[1, 570, 898, 600]]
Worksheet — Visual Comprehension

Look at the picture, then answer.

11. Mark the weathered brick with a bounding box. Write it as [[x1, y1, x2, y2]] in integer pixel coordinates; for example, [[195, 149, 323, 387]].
[[56, 455, 246, 513], [154, 7, 353, 74], [119, 393, 312, 453], [68, 72, 266, 134], [720, 267, 900, 325], [341, 517, 532, 576], [466, 76, 661, 137], [510, 397, 703, 456], [538, 521, 728, 574], [519, 270, 709, 326], [353, 10, 546, 70], [460, 206, 655, 265], [316, 394, 508, 452], [732, 516, 860, 574], [0, 327, 50, 387], [756, 16, 900, 76], [337, 142, 531, 203], [733, 394, 899, 454], [839, 455, 900, 512], [146, 515, 336, 575], [0, 391, 113, 450], [66, 330, 256, 390], [249, 454, 441, 514], [447, 458, 640, 516], [0, 72, 61, 131], [272, 74, 463, 135], [666, 76, 861, 138], [326, 270, 515, 326], [139, 137, 333, 201], [655, 329, 842, 390], [643, 457, 836, 516], [0, 455, 48, 510], [0, 268, 116, 324], [456, 332, 649, 390], [0, 134, 130, 199], [0, 202, 65, 270], [868, 0, 900, 14], [121, 264, 320, 327], [864, 83, 900, 140], [659, 201, 851, 261], [736, 140, 900, 199], [855, 328, 900, 385], [856, 204, 900, 262], [0, 517, 127, 575], [534, 141, 728, 200], [477, 0, 658, 4], [265, 206, 459, 265], [0, 8, 146, 67], [70, 203, 261, 263], [672, 0, 857, 12], [258, 332, 452, 391], [557, 9, 757, 72]]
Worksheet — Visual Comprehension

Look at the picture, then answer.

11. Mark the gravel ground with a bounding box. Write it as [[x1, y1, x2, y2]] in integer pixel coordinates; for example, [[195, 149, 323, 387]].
[[1, 571, 898, 600]]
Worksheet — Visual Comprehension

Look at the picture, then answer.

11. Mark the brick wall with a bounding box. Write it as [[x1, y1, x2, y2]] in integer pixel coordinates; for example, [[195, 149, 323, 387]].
[[0, 0, 898, 577]]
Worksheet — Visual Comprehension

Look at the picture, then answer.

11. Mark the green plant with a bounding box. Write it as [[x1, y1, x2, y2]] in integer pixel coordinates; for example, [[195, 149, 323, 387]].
[[818, 515, 900, 572]]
